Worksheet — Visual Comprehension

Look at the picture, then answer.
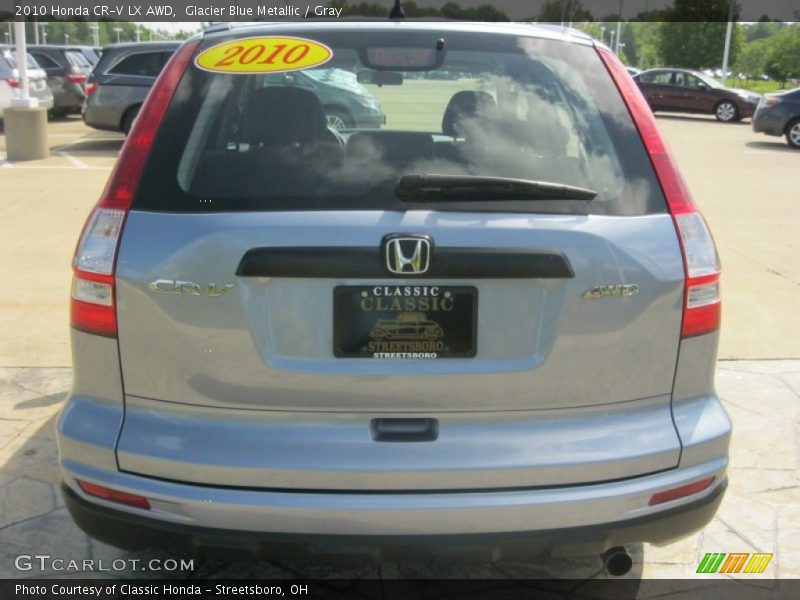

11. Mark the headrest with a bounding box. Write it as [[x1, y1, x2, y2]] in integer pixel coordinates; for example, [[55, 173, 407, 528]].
[[245, 86, 328, 147], [442, 91, 496, 137]]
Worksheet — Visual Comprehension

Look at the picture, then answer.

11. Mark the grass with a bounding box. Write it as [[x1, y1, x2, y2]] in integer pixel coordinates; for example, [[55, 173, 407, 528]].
[[366, 79, 479, 131], [722, 79, 790, 94]]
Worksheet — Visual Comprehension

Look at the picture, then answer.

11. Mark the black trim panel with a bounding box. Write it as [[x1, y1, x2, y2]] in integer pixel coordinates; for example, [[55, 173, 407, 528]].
[[236, 246, 574, 279]]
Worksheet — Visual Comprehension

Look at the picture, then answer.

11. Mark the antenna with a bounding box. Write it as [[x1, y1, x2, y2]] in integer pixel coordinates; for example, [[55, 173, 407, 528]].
[[389, 0, 406, 19]]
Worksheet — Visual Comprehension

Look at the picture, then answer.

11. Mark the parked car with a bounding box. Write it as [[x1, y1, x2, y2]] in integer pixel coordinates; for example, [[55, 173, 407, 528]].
[[752, 87, 800, 149], [425, 70, 460, 80], [83, 42, 180, 134], [634, 68, 761, 122], [61, 22, 729, 570], [263, 68, 384, 130], [75, 45, 101, 66], [26, 45, 92, 117], [0, 47, 53, 118]]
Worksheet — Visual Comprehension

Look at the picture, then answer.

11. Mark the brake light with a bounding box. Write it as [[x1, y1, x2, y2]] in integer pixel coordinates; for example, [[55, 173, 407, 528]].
[[70, 40, 199, 337], [77, 480, 151, 509], [598, 48, 721, 339], [84, 82, 98, 96], [3, 77, 19, 88], [763, 96, 780, 107], [66, 73, 86, 85]]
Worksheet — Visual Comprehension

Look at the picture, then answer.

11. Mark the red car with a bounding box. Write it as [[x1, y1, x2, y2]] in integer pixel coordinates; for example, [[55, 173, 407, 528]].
[[634, 68, 761, 122]]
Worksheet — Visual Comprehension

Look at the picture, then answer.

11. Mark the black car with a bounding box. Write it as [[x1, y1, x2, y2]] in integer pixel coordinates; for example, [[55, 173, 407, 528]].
[[27, 45, 93, 117], [752, 87, 800, 149], [83, 42, 180, 134]]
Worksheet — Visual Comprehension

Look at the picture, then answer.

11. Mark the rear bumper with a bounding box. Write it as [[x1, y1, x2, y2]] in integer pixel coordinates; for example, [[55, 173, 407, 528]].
[[738, 102, 757, 118], [62, 477, 726, 560], [752, 109, 787, 136], [59, 329, 730, 558], [52, 88, 85, 111], [60, 453, 728, 558], [82, 102, 123, 132]]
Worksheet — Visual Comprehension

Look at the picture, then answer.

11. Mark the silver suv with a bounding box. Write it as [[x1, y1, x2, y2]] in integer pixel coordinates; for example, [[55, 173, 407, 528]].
[[82, 42, 179, 134], [60, 22, 730, 568]]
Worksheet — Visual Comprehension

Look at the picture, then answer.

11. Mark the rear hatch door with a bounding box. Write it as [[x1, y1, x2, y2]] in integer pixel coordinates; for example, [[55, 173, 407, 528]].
[[114, 28, 684, 490]]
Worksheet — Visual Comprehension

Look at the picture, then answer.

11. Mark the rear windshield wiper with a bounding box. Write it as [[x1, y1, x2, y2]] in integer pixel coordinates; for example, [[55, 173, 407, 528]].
[[395, 174, 597, 202]]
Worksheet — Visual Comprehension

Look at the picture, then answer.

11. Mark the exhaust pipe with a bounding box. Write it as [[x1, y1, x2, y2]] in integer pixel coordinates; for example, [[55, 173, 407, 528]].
[[602, 546, 634, 577]]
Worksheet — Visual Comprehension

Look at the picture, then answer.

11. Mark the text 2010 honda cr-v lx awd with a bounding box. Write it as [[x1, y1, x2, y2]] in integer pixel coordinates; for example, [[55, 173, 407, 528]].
[[59, 21, 730, 567]]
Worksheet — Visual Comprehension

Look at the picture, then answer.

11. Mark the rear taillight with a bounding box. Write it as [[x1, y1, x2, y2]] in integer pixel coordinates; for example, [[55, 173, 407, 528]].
[[72, 209, 125, 337], [598, 48, 721, 339], [70, 40, 199, 337], [66, 73, 86, 85], [3, 77, 20, 88], [84, 82, 98, 96], [762, 95, 780, 107]]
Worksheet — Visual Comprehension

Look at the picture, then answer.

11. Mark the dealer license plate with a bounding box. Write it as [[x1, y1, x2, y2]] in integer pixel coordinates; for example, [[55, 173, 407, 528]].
[[333, 285, 477, 359]]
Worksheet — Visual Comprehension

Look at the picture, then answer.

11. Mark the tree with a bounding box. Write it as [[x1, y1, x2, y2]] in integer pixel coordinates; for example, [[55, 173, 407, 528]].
[[400, 2, 440, 18], [744, 19, 786, 43], [764, 24, 800, 87], [473, 5, 509, 21], [329, 1, 507, 20], [537, 0, 594, 23], [659, 0, 743, 70], [733, 39, 769, 85], [21, 21, 196, 46], [441, 2, 508, 20], [630, 21, 664, 70]]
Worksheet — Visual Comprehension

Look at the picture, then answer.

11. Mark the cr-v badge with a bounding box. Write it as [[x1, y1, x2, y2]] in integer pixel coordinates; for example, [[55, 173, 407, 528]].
[[148, 279, 235, 297], [582, 284, 639, 300]]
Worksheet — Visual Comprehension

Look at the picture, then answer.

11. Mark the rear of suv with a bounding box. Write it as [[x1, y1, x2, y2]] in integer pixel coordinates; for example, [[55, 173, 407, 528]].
[[83, 42, 179, 134], [0, 47, 53, 118], [59, 22, 730, 564], [27, 45, 92, 117]]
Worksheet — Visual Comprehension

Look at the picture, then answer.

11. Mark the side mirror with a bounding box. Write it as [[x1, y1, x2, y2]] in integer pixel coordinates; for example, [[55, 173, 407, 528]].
[[697, 82, 709, 91]]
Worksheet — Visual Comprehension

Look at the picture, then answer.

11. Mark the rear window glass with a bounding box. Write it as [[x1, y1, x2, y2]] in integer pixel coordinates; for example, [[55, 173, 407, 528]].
[[109, 51, 168, 77], [136, 29, 666, 216], [65, 50, 91, 69], [82, 49, 100, 65], [3, 52, 43, 71], [674, 72, 701, 87], [29, 52, 57, 69], [640, 71, 672, 85]]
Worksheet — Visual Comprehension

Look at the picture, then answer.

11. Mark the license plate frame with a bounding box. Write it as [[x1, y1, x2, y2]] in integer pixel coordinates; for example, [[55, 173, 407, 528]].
[[333, 285, 477, 359]]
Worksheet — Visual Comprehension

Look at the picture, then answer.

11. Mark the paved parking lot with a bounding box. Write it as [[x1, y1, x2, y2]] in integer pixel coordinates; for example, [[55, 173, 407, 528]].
[[0, 113, 798, 589]]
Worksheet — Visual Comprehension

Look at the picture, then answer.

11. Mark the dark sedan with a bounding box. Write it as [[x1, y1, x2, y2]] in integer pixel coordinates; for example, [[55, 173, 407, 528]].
[[752, 87, 800, 149], [634, 68, 761, 122]]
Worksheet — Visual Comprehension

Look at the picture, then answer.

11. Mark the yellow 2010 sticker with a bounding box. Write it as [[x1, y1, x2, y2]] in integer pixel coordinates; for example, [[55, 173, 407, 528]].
[[195, 36, 333, 74]]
